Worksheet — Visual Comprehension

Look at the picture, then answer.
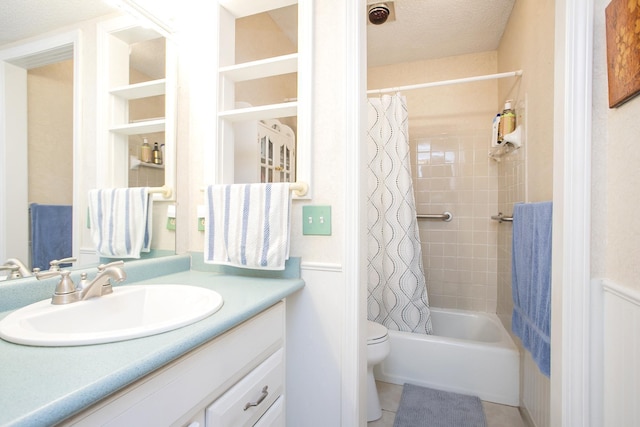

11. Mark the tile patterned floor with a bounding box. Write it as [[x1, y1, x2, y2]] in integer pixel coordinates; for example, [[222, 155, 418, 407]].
[[368, 381, 526, 427]]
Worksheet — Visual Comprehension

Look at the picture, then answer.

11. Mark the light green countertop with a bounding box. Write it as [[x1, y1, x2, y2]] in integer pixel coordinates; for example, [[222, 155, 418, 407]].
[[0, 255, 304, 427]]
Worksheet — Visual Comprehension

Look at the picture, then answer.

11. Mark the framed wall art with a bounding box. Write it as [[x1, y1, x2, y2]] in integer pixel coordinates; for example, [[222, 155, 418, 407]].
[[605, 0, 640, 108]]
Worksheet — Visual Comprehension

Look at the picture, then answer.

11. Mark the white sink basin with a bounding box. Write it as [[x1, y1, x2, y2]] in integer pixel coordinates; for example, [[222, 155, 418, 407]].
[[0, 285, 223, 346]]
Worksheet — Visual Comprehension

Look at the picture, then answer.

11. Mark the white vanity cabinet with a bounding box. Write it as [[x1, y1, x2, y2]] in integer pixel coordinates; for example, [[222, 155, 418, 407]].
[[61, 302, 285, 427]]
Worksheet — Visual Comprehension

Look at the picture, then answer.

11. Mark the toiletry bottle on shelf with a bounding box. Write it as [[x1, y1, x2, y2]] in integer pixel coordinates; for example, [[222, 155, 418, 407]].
[[491, 113, 501, 147], [498, 100, 516, 144], [140, 138, 152, 163], [152, 142, 162, 165]]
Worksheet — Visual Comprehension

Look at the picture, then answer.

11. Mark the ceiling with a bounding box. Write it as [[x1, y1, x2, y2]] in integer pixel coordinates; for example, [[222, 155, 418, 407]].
[[366, 0, 516, 67], [0, 0, 119, 47], [0, 0, 516, 67]]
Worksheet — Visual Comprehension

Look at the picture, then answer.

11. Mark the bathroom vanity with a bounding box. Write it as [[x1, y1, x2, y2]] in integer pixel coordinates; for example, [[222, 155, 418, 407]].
[[0, 255, 304, 426]]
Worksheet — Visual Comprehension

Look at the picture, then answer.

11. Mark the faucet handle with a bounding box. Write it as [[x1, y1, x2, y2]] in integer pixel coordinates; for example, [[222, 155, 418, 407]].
[[97, 260, 124, 271], [36, 270, 78, 305], [49, 257, 77, 271]]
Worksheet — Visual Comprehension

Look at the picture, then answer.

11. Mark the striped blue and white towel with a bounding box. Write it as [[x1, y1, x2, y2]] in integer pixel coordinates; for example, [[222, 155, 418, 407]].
[[204, 183, 291, 270], [88, 188, 153, 258]]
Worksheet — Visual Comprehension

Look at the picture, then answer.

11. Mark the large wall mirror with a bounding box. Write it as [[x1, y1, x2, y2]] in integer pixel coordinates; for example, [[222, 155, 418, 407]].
[[0, 1, 176, 280]]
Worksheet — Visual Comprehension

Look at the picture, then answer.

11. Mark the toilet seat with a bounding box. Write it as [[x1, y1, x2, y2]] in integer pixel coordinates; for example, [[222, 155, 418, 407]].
[[367, 321, 388, 345]]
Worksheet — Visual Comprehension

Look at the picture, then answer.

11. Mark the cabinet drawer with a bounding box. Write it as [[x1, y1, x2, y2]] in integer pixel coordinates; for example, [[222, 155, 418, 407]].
[[206, 348, 284, 427], [254, 396, 284, 427]]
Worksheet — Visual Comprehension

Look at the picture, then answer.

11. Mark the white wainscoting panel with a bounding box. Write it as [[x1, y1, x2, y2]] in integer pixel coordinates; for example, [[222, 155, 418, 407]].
[[603, 280, 640, 427], [286, 264, 344, 426]]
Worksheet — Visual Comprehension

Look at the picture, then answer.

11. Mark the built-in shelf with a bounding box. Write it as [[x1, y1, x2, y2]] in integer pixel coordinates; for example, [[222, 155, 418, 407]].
[[218, 102, 297, 122], [219, 54, 298, 82], [110, 79, 166, 100], [110, 118, 165, 135], [130, 155, 164, 170]]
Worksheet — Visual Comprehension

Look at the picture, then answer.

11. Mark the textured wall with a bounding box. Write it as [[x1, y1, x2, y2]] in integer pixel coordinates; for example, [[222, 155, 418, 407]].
[[27, 60, 73, 205]]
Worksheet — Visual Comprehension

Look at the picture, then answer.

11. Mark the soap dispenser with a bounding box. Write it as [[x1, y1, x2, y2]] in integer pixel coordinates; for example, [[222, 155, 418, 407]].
[[140, 138, 152, 163]]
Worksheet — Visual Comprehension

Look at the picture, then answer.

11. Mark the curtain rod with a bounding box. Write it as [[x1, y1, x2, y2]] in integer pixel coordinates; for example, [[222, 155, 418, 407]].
[[367, 70, 523, 95]]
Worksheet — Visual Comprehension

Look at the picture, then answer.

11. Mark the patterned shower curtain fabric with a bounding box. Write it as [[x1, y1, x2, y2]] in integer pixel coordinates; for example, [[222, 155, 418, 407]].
[[367, 94, 433, 334]]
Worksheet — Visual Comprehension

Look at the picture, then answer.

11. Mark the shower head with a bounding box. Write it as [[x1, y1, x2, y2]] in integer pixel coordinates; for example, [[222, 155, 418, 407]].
[[368, 3, 391, 25]]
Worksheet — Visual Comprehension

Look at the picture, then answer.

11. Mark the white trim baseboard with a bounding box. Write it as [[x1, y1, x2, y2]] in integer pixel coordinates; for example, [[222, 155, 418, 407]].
[[602, 279, 640, 307], [300, 262, 343, 272]]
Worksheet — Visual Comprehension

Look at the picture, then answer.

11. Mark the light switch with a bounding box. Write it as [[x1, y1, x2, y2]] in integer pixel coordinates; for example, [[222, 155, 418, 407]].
[[302, 205, 332, 235]]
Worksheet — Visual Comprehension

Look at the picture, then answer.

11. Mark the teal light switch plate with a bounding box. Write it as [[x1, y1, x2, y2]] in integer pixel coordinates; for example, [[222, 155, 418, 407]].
[[303, 205, 332, 235]]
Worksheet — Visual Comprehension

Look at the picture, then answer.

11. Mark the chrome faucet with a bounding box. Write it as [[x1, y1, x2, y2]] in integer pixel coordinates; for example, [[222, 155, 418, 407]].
[[36, 261, 127, 305]]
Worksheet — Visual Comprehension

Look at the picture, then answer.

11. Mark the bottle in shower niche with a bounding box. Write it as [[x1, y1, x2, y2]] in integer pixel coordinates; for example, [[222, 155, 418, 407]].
[[140, 138, 152, 163], [497, 100, 516, 144], [491, 113, 501, 147]]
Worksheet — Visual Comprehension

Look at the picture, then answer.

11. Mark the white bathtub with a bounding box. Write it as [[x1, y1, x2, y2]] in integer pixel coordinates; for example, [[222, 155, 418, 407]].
[[373, 307, 520, 406]]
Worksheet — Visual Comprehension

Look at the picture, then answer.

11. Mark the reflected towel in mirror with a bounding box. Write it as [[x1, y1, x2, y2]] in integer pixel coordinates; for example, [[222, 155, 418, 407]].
[[88, 188, 153, 258], [30, 203, 72, 271], [204, 183, 291, 270]]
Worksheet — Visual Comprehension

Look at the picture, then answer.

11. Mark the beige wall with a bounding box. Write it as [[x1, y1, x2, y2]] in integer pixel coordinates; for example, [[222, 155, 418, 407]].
[[369, 52, 501, 312], [27, 60, 73, 205], [592, 0, 640, 291], [496, 0, 556, 426]]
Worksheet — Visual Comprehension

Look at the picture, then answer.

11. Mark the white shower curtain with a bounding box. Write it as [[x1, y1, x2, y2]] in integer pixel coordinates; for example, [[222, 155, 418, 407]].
[[367, 94, 433, 334]]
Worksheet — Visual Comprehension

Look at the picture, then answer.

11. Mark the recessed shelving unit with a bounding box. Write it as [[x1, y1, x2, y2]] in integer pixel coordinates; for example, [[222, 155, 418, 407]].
[[211, 0, 311, 196], [99, 16, 176, 199]]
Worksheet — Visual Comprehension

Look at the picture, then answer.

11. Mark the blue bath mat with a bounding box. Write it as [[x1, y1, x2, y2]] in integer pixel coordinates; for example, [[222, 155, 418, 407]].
[[393, 383, 486, 427]]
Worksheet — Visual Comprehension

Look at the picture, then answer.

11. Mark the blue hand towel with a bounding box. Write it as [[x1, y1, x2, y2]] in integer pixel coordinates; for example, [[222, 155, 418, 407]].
[[204, 183, 291, 270], [512, 201, 552, 377], [30, 203, 72, 271], [88, 188, 153, 258]]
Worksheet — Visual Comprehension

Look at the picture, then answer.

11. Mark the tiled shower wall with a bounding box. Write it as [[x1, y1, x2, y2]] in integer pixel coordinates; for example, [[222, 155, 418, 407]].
[[412, 129, 499, 312], [496, 141, 526, 327]]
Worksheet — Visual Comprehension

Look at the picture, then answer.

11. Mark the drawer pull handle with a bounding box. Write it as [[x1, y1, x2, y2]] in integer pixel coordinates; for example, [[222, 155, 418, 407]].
[[243, 385, 269, 411]]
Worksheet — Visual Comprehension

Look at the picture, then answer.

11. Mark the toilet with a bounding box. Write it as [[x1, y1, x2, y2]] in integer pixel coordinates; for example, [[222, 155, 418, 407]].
[[367, 320, 391, 422]]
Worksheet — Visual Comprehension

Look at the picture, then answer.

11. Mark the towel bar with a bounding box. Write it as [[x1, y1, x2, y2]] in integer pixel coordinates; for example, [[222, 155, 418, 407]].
[[199, 182, 308, 197], [491, 213, 513, 223], [416, 212, 453, 222], [149, 185, 173, 199]]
